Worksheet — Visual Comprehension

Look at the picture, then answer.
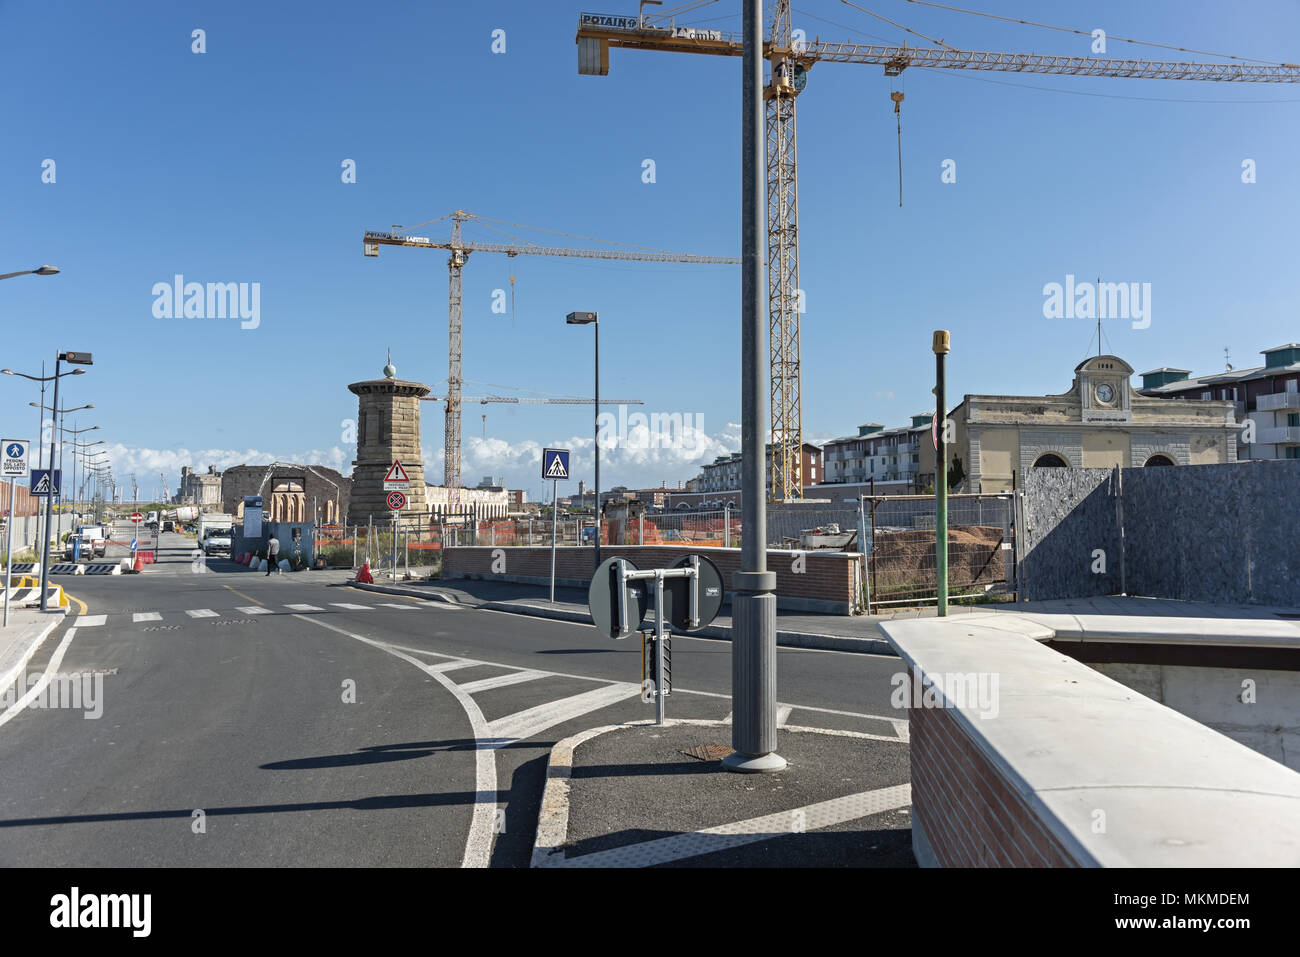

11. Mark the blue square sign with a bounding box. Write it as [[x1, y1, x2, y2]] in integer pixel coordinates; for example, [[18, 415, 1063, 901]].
[[31, 469, 60, 497], [542, 448, 570, 481]]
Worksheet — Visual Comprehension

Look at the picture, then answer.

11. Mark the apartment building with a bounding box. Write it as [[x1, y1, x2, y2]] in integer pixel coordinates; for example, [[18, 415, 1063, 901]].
[[821, 415, 934, 489], [1139, 342, 1300, 460]]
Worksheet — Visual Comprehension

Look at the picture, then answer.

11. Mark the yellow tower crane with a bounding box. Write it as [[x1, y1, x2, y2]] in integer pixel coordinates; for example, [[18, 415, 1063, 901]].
[[575, 0, 1300, 502], [364, 210, 738, 510]]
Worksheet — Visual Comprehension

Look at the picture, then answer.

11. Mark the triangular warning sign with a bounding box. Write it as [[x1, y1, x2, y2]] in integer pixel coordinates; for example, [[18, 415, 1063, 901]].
[[384, 461, 410, 483], [31, 473, 52, 495], [544, 453, 568, 479]]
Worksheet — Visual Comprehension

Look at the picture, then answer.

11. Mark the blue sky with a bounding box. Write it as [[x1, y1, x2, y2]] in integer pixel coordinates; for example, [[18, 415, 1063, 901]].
[[3, 0, 1298, 502]]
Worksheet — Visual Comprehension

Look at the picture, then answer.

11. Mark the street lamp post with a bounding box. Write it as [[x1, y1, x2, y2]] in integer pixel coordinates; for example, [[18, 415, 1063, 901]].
[[34, 352, 93, 610], [566, 310, 600, 568], [722, 0, 786, 774], [34, 409, 95, 547], [0, 265, 59, 282], [70, 437, 105, 534]]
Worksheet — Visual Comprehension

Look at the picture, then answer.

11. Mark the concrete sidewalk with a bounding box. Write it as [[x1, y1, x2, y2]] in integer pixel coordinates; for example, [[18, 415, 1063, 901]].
[[344, 575, 1300, 655], [531, 719, 915, 868], [0, 607, 68, 698]]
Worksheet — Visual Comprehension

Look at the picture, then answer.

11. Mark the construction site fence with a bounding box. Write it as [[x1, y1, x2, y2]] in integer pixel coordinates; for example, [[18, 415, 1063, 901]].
[[311, 493, 1017, 610], [861, 493, 1016, 610]]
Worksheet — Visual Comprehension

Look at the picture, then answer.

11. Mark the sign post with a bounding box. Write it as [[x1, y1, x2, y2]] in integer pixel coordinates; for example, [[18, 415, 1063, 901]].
[[384, 463, 411, 585], [386, 489, 407, 583], [587, 554, 722, 724], [2, 440, 31, 628], [31, 468, 59, 609], [542, 448, 570, 603]]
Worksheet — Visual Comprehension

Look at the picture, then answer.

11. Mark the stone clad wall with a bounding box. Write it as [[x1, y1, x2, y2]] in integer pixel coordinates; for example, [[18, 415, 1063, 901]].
[[1021, 461, 1300, 605]]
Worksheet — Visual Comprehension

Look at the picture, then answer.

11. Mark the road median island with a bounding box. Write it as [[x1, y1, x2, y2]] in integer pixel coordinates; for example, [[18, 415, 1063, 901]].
[[531, 719, 914, 868]]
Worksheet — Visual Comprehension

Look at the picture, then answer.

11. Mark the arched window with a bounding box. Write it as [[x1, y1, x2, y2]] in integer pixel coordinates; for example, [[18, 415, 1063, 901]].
[[1144, 454, 1175, 467], [1033, 453, 1069, 468]]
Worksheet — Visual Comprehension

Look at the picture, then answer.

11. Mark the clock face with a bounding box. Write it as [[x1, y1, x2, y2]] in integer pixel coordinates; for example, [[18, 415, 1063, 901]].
[[1095, 383, 1115, 404]]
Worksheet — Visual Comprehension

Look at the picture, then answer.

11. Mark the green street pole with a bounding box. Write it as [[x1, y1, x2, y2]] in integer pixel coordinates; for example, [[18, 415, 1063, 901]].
[[933, 330, 950, 616]]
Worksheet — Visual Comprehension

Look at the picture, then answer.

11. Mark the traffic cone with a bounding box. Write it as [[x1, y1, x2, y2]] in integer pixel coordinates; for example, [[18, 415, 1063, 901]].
[[356, 562, 373, 584], [132, 554, 144, 572]]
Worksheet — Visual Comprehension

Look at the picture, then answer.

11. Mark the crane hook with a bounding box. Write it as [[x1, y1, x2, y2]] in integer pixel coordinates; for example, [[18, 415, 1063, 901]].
[[890, 91, 905, 207]]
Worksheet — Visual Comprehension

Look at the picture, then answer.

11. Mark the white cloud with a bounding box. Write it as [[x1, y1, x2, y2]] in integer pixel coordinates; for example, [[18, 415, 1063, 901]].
[[100, 419, 743, 499]]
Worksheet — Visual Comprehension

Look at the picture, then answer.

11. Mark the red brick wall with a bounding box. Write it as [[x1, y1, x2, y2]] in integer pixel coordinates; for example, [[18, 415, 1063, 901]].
[[442, 545, 862, 613], [909, 670, 1080, 866]]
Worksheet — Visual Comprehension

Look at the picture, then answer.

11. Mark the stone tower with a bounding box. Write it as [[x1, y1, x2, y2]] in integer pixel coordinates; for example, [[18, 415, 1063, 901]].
[[347, 356, 430, 523]]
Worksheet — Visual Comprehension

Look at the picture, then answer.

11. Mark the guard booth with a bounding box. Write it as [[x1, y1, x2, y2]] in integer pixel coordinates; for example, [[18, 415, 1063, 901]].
[[588, 554, 724, 724]]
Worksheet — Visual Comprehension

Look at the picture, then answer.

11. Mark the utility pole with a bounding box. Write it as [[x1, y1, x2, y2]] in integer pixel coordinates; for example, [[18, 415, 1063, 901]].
[[934, 331, 950, 616], [723, 0, 785, 774]]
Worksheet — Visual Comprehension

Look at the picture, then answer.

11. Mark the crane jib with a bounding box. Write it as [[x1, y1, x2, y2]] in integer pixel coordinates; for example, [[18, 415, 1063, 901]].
[[575, 15, 1300, 83]]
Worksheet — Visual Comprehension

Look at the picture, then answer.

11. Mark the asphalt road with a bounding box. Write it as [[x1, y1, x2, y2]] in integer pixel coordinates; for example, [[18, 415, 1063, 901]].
[[0, 530, 910, 867]]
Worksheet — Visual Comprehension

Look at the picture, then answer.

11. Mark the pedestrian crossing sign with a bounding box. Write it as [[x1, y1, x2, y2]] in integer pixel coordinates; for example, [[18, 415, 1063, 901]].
[[542, 448, 570, 481], [31, 469, 59, 496]]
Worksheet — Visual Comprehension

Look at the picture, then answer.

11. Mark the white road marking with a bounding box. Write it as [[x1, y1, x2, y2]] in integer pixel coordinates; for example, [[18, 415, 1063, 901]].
[[372, 642, 457, 659], [329, 603, 373, 611], [284, 604, 323, 612], [76, 615, 107, 627], [376, 603, 417, 610], [457, 670, 548, 694], [557, 783, 912, 868], [485, 683, 641, 743], [427, 660, 481, 673], [0, 628, 79, 731], [132, 612, 162, 623], [776, 705, 793, 727], [185, 609, 219, 618], [290, 614, 498, 869], [237, 606, 273, 615]]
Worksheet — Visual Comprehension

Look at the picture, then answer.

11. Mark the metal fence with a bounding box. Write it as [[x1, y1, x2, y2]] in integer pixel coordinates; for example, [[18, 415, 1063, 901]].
[[862, 493, 1016, 608], [310, 492, 1018, 608]]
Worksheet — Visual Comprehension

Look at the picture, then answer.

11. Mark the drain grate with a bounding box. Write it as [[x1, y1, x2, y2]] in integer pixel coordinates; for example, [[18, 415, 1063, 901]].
[[680, 744, 736, 762]]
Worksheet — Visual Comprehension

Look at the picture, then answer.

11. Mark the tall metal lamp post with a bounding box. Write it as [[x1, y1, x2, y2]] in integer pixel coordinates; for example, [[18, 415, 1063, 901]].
[[37, 352, 92, 609], [566, 311, 600, 568], [4, 360, 89, 607], [723, 0, 785, 773]]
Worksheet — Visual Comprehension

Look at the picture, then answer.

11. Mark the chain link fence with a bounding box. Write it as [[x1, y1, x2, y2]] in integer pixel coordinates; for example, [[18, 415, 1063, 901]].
[[863, 494, 1015, 608]]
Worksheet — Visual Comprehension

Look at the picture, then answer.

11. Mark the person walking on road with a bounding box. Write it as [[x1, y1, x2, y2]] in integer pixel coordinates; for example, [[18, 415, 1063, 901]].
[[266, 534, 280, 575]]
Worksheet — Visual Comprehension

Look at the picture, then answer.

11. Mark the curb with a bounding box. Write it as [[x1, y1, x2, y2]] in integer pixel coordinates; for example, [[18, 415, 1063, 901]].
[[340, 581, 895, 654], [0, 608, 69, 702], [346, 581, 461, 604], [531, 719, 911, 868]]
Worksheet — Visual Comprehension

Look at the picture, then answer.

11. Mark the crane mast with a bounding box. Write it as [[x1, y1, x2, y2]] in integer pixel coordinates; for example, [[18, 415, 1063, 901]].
[[575, 1, 1300, 502]]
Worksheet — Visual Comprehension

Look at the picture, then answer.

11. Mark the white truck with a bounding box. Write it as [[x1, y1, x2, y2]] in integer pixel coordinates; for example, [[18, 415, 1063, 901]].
[[201, 527, 232, 555], [197, 513, 236, 554], [64, 524, 109, 559]]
